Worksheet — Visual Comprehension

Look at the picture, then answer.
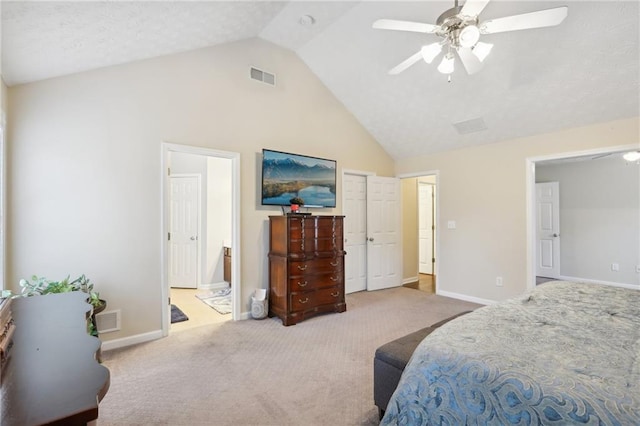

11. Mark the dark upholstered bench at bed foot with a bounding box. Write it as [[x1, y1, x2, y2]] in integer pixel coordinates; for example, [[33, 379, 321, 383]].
[[373, 311, 472, 420]]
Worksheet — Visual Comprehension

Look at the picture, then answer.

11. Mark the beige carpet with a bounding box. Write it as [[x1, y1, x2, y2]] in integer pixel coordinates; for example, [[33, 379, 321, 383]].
[[99, 287, 480, 425]]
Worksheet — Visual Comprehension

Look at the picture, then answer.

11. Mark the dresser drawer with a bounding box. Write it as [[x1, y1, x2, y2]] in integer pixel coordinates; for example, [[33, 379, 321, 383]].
[[290, 286, 343, 312], [289, 273, 342, 292], [289, 257, 343, 276], [287, 218, 344, 254]]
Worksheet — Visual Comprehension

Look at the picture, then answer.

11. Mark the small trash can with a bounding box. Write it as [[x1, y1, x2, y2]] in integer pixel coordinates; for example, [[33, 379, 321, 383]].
[[251, 289, 268, 320]]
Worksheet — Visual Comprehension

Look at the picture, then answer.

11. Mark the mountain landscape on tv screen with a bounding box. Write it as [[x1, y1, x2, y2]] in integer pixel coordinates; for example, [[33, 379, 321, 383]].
[[262, 157, 336, 206], [262, 158, 334, 181]]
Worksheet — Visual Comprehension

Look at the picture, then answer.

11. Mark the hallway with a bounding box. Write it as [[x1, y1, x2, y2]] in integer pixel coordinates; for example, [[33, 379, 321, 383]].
[[403, 274, 435, 294]]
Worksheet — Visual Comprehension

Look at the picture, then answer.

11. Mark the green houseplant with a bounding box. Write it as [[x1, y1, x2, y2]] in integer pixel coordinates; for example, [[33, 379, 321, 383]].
[[18, 274, 106, 336]]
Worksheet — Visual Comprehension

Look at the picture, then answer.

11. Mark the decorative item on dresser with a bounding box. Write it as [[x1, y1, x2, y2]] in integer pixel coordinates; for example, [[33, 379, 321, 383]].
[[268, 215, 346, 326]]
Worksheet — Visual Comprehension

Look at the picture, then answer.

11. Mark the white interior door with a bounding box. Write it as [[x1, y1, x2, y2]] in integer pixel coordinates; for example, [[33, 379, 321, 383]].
[[169, 175, 200, 288], [418, 183, 434, 274], [366, 176, 402, 291], [343, 174, 367, 294], [536, 182, 560, 278]]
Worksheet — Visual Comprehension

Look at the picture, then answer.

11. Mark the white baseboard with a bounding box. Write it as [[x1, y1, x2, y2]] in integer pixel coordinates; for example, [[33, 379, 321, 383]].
[[101, 330, 163, 351], [558, 275, 640, 290], [437, 290, 495, 306], [101, 311, 252, 351], [402, 276, 419, 285]]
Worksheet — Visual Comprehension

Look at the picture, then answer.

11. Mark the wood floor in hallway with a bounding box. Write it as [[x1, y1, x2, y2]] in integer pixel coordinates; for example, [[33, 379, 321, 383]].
[[403, 274, 435, 294]]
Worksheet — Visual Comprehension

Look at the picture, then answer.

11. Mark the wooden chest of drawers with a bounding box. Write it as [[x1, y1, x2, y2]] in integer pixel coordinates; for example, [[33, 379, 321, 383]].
[[268, 215, 346, 326]]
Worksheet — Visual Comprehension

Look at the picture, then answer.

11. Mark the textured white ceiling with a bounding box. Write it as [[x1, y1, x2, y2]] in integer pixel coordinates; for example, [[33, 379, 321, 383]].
[[2, 1, 639, 160]]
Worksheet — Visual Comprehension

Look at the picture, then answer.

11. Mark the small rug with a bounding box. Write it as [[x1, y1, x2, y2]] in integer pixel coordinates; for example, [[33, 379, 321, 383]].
[[170, 304, 189, 323], [196, 288, 232, 315]]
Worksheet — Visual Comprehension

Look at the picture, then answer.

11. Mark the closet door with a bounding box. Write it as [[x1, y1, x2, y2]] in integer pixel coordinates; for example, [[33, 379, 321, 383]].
[[366, 176, 402, 291]]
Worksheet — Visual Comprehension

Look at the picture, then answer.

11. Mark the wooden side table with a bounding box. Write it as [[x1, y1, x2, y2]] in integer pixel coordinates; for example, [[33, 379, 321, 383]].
[[0, 292, 110, 425]]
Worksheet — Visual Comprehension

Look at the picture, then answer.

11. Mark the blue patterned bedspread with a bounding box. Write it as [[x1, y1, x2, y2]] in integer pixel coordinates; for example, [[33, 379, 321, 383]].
[[381, 281, 640, 425]]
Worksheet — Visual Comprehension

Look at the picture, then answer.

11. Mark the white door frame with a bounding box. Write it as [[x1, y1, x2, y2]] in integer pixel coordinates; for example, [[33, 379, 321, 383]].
[[398, 171, 440, 293], [161, 142, 241, 336], [525, 144, 638, 291]]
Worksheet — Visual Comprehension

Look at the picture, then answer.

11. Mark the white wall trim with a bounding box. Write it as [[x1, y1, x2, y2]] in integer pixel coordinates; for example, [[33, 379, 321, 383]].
[[558, 275, 640, 290], [101, 330, 163, 351], [342, 168, 376, 177], [437, 290, 495, 306], [397, 170, 440, 180], [402, 276, 419, 285], [161, 142, 241, 339], [525, 143, 640, 292]]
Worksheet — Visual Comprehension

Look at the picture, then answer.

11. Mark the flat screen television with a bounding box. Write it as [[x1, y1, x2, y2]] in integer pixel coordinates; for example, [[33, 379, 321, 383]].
[[261, 149, 337, 208]]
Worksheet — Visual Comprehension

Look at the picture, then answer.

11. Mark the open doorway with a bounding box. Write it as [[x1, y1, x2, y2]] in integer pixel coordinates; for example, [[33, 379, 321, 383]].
[[161, 143, 241, 336], [400, 173, 438, 294], [526, 145, 640, 291]]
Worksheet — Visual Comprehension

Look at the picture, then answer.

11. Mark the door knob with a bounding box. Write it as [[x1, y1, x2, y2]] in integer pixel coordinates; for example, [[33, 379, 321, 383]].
[[190, 236, 197, 241], [552, 233, 559, 238], [368, 237, 374, 242]]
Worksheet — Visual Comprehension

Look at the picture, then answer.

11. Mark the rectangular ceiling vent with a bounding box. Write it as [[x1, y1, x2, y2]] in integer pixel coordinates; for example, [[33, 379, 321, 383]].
[[452, 117, 487, 135], [250, 67, 276, 86]]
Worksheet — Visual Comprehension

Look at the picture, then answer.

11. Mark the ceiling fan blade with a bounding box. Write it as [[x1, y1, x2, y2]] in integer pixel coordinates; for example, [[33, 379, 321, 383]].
[[457, 47, 483, 75], [460, 0, 491, 18], [373, 19, 438, 34], [480, 6, 568, 34], [389, 51, 423, 75]]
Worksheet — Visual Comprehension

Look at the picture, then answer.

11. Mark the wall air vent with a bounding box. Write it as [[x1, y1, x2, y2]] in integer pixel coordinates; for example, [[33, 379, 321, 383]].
[[452, 117, 487, 135], [250, 67, 276, 86], [95, 309, 121, 333]]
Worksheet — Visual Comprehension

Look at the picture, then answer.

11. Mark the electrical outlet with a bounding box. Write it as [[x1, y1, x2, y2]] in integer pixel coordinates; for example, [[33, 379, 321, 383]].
[[447, 220, 456, 229], [636, 265, 640, 273], [496, 276, 503, 287], [611, 263, 619, 272]]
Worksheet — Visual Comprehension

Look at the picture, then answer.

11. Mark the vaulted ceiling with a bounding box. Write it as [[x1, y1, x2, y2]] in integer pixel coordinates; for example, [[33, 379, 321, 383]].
[[2, 1, 639, 159]]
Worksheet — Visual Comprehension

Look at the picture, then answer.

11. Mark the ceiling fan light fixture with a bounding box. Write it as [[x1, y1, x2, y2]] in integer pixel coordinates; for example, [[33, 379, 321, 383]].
[[458, 25, 480, 48], [623, 151, 640, 162], [472, 42, 493, 62], [437, 53, 455, 74], [421, 43, 443, 63]]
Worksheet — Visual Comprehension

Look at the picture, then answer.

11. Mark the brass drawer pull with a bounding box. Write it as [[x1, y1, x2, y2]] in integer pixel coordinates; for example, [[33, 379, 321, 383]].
[[298, 297, 309, 304], [298, 281, 308, 287], [330, 276, 338, 282], [330, 261, 339, 267], [331, 292, 340, 297], [297, 265, 308, 271]]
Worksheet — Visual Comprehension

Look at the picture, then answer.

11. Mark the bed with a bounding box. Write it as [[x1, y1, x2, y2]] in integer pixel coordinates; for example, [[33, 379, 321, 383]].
[[381, 281, 640, 425]]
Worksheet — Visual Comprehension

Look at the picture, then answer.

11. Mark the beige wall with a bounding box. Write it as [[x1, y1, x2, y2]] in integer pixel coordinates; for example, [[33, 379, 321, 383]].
[[1, 79, 6, 113], [396, 117, 640, 303], [401, 178, 418, 281], [7, 38, 394, 342]]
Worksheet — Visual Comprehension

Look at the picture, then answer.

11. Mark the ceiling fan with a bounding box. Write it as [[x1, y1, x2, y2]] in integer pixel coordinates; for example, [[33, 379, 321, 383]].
[[373, 0, 568, 79]]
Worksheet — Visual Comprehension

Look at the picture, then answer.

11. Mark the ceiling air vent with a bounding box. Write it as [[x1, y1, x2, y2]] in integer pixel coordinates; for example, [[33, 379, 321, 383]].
[[452, 117, 487, 135], [250, 67, 276, 86]]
